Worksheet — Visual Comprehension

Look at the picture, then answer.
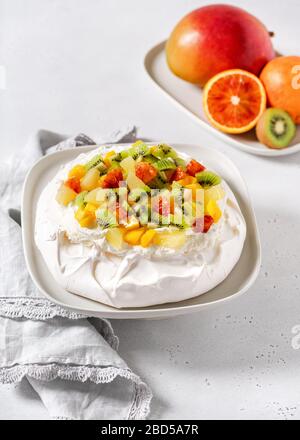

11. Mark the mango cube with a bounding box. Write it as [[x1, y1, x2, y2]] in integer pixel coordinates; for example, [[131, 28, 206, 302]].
[[68, 165, 86, 180], [124, 228, 145, 246], [205, 199, 222, 223], [140, 229, 156, 248]]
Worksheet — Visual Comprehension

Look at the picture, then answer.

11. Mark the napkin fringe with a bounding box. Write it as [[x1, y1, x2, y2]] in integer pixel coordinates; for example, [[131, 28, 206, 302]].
[[0, 298, 119, 350], [0, 363, 152, 420]]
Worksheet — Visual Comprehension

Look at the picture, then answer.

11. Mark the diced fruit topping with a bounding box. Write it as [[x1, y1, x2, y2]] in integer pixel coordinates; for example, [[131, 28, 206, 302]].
[[151, 144, 178, 159], [140, 229, 157, 248], [196, 171, 221, 188], [205, 199, 222, 223], [193, 215, 214, 234], [204, 184, 225, 203], [102, 168, 123, 189], [186, 159, 206, 177], [155, 158, 176, 171], [172, 166, 187, 181], [56, 184, 77, 206], [135, 162, 157, 184], [103, 150, 117, 168], [96, 208, 117, 229], [80, 168, 100, 191], [153, 230, 186, 249], [203, 215, 214, 233], [68, 165, 86, 180], [106, 227, 124, 250], [75, 206, 97, 229], [56, 142, 226, 248], [65, 177, 81, 193], [84, 154, 106, 172], [128, 141, 150, 159], [124, 228, 145, 246], [75, 191, 88, 208], [177, 175, 197, 186]]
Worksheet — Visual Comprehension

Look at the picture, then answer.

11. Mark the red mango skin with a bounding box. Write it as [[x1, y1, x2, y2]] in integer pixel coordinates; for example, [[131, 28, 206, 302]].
[[166, 4, 275, 87]]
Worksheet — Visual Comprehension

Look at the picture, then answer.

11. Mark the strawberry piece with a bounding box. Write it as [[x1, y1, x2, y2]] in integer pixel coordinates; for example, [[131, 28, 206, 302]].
[[135, 162, 157, 184], [203, 215, 214, 233], [193, 215, 214, 233], [172, 166, 187, 181], [102, 168, 123, 189], [153, 197, 171, 216], [65, 177, 81, 193], [186, 159, 205, 177]]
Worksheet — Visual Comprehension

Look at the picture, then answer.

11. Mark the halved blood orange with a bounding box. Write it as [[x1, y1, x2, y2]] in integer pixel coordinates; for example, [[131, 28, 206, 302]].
[[203, 69, 266, 134]]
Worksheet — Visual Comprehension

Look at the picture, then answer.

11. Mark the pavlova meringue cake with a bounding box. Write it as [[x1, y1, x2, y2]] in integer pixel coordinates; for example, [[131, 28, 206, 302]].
[[35, 142, 246, 308]]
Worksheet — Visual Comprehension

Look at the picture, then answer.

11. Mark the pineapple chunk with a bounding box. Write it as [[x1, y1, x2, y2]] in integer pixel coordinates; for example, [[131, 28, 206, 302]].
[[80, 168, 100, 191], [84, 188, 106, 205], [120, 156, 136, 173], [124, 228, 145, 246], [185, 183, 203, 202], [140, 229, 156, 248], [127, 172, 150, 192], [205, 199, 222, 223], [153, 230, 186, 249], [106, 227, 124, 250], [68, 164, 86, 180], [103, 150, 116, 168], [56, 183, 77, 206], [204, 184, 225, 203]]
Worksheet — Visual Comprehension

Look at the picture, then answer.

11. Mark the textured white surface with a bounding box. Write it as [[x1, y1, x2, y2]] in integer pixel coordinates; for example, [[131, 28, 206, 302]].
[[1, 0, 300, 420]]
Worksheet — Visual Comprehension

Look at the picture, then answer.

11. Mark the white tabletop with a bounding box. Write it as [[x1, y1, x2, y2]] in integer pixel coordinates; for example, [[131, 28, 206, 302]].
[[1, 0, 300, 420]]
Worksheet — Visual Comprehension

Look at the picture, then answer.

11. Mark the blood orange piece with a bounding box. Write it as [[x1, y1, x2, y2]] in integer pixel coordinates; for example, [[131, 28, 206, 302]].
[[203, 69, 266, 134]]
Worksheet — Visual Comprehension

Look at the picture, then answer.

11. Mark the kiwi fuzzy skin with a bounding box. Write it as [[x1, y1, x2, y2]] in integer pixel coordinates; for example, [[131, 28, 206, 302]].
[[256, 109, 296, 149]]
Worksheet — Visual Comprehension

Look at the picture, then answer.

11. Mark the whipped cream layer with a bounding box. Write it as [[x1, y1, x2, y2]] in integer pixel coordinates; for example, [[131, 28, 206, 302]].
[[35, 145, 247, 308]]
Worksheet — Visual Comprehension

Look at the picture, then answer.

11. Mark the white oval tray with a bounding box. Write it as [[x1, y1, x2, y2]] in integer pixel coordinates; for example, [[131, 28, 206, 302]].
[[144, 42, 300, 157], [22, 143, 261, 319]]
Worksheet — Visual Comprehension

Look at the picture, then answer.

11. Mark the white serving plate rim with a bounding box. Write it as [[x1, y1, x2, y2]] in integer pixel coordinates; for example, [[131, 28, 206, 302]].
[[22, 143, 261, 319], [144, 41, 300, 157]]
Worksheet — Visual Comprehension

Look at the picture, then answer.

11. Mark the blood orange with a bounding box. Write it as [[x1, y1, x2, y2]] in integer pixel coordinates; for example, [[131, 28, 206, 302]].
[[203, 69, 266, 134]]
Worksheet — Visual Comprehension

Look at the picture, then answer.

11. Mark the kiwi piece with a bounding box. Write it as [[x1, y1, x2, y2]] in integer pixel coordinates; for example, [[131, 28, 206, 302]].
[[112, 150, 129, 162], [256, 108, 296, 149], [74, 191, 88, 208], [196, 171, 221, 188], [85, 154, 106, 172], [148, 176, 166, 189], [108, 161, 122, 171], [151, 144, 178, 159], [96, 208, 117, 229], [144, 154, 159, 165], [171, 184, 184, 205], [128, 141, 150, 159], [155, 158, 176, 171], [128, 188, 147, 203], [174, 157, 187, 170], [169, 214, 189, 229]]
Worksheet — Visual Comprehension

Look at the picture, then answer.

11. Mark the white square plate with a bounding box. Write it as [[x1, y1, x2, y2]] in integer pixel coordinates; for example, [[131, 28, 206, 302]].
[[144, 42, 300, 157], [22, 143, 261, 319]]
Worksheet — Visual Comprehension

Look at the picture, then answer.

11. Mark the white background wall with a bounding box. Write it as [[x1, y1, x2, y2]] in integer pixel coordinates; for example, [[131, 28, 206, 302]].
[[1, 0, 300, 419]]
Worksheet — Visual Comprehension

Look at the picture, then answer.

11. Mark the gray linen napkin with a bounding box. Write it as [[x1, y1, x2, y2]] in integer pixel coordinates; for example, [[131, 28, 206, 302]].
[[0, 128, 152, 420]]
